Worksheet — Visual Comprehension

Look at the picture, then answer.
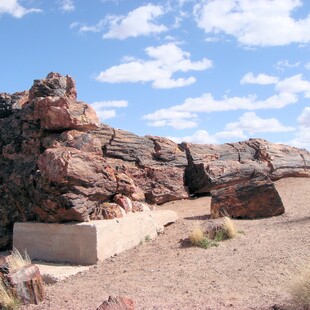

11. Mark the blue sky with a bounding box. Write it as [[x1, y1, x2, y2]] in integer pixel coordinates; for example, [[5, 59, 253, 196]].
[[1, 0, 310, 150]]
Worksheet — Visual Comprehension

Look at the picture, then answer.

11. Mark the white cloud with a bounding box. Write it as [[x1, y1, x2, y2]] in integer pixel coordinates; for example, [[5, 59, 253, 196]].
[[103, 4, 167, 39], [194, 0, 310, 46], [0, 0, 41, 18], [275, 74, 310, 97], [90, 100, 128, 121], [168, 130, 218, 144], [287, 107, 310, 150], [91, 100, 128, 109], [214, 129, 247, 140], [96, 43, 212, 89], [240, 72, 279, 85], [224, 112, 295, 134], [96, 110, 116, 120], [143, 73, 310, 129], [59, 0, 75, 12], [275, 60, 300, 71], [305, 62, 310, 70], [297, 106, 310, 127]]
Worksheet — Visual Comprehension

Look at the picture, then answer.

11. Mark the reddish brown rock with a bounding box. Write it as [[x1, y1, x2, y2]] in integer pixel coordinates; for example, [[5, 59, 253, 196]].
[[132, 201, 151, 213], [210, 174, 285, 219], [35, 148, 117, 222], [114, 194, 133, 213], [183, 139, 309, 195], [33, 96, 100, 131], [29, 72, 76, 101], [97, 296, 135, 310], [7, 264, 45, 305], [90, 203, 124, 220], [0, 72, 309, 251]]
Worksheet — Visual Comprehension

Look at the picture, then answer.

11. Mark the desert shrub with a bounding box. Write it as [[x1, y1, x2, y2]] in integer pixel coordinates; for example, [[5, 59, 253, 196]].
[[289, 264, 310, 309], [6, 247, 31, 271], [189, 227, 218, 249], [0, 280, 19, 310], [189, 217, 239, 249]]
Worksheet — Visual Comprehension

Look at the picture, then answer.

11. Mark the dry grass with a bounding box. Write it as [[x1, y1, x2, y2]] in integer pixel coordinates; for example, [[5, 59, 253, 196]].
[[189, 227, 205, 245], [222, 216, 237, 239], [289, 264, 310, 309], [0, 280, 19, 310], [189, 226, 218, 249], [6, 247, 31, 271]]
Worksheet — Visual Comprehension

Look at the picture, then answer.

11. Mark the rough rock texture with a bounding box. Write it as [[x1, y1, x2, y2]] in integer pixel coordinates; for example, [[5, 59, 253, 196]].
[[7, 264, 45, 305], [97, 296, 135, 310], [210, 174, 285, 219], [0, 72, 309, 250], [183, 140, 309, 195]]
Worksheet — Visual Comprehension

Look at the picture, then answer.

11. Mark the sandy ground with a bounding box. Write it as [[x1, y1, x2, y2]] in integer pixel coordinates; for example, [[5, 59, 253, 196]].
[[22, 177, 310, 310]]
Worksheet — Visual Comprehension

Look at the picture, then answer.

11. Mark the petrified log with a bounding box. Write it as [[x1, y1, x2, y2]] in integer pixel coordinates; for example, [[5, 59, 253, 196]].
[[210, 174, 285, 219], [6, 264, 45, 305]]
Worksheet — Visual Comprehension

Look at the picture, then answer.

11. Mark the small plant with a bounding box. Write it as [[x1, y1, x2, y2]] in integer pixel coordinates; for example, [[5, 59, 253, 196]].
[[144, 235, 151, 243], [222, 216, 237, 239], [189, 227, 218, 249], [6, 247, 31, 271], [189, 227, 204, 245], [289, 264, 310, 309], [0, 280, 19, 310]]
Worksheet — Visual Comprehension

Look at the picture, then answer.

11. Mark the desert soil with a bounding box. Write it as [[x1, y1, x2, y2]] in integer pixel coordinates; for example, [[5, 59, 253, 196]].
[[23, 178, 310, 310]]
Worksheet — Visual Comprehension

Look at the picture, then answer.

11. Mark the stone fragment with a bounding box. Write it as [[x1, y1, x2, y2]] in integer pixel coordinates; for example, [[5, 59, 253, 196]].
[[131, 201, 150, 213], [90, 203, 124, 220], [29, 72, 76, 100], [210, 174, 285, 219], [97, 296, 134, 310], [33, 96, 100, 131], [114, 194, 133, 213], [7, 264, 45, 305]]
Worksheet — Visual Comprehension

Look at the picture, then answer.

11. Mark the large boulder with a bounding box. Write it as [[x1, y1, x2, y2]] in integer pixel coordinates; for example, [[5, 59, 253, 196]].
[[210, 174, 285, 219]]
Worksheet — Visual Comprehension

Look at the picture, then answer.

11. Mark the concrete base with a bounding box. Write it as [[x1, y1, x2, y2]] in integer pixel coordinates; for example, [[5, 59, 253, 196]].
[[13, 210, 178, 265]]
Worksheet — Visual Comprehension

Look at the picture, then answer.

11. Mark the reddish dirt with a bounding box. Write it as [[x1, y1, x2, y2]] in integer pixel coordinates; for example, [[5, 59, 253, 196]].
[[23, 178, 310, 310]]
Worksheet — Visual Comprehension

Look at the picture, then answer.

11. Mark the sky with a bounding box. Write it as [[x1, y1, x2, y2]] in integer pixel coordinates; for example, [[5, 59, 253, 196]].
[[1, 0, 310, 150]]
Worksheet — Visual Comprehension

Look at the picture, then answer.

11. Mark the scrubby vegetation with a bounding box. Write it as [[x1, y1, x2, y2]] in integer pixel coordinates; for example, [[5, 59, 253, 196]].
[[189, 217, 239, 249]]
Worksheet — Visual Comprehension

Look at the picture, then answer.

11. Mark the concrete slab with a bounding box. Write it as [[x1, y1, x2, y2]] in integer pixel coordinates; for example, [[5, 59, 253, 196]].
[[13, 210, 178, 265], [35, 262, 90, 284]]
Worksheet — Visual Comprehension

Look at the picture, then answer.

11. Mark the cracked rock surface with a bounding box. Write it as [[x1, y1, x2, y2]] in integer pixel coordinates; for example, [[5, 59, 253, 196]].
[[0, 73, 309, 250]]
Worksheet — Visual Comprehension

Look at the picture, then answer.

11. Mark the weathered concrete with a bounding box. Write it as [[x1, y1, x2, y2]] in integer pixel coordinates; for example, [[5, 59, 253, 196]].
[[13, 210, 178, 265]]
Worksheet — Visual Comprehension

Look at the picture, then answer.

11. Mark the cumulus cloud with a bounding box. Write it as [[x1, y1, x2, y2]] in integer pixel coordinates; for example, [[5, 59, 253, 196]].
[[167, 128, 247, 144], [287, 107, 310, 150], [143, 73, 310, 129], [59, 0, 75, 12], [96, 42, 212, 89], [275, 59, 300, 71], [0, 0, 41, 18], [168, 130, 218, 144], [224, 112, 295, 134], [240, 72, 279, 85], [103, 4, 167, 39], [275, 74, 310, 97], [91, 100, 128, 121], [193, 0, 310, 46], [297, 106, 310, 127]]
